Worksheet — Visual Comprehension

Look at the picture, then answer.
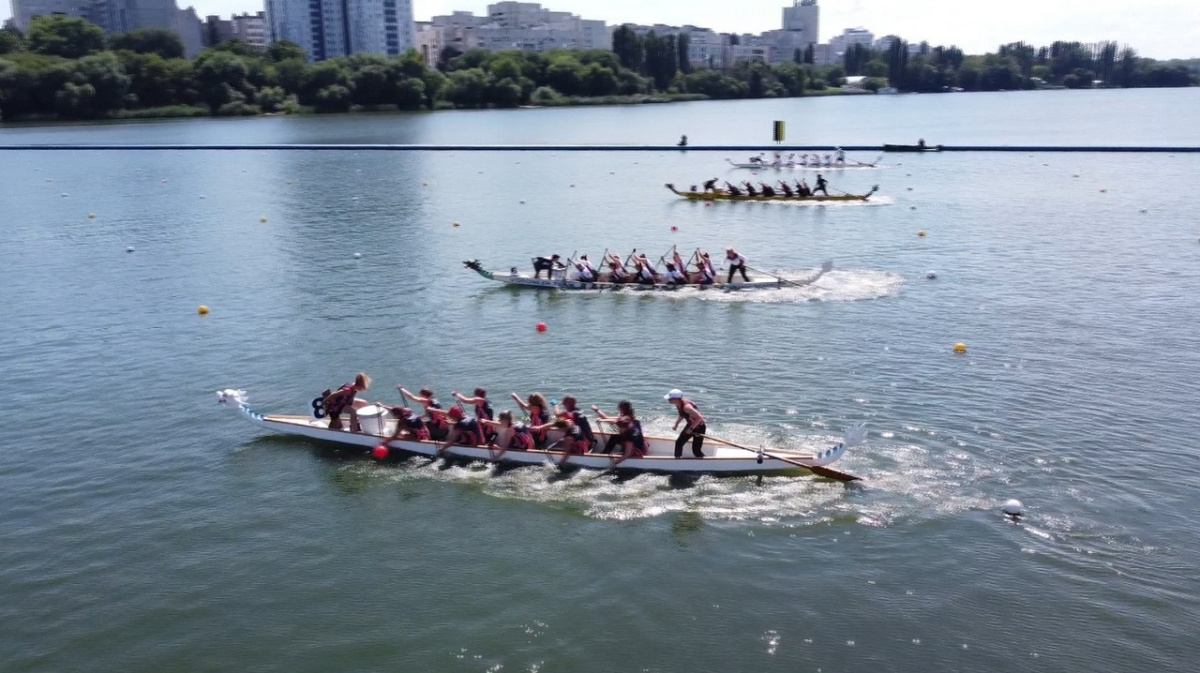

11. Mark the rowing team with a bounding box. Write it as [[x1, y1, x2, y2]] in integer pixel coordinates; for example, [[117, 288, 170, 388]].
[[749, 149, 847, 166], [318, 374, 707, 466], [701, 175, 829, 197], [534, 247, 753, 285]]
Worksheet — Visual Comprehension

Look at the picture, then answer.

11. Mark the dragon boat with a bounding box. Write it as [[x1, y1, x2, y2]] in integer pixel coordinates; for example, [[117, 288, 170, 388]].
[[463, 259, 833, 291], [217, 390, 865, 481], [882, 143, 943, 152], [725, 157, 883, 170], [665, 183, 878, 202]]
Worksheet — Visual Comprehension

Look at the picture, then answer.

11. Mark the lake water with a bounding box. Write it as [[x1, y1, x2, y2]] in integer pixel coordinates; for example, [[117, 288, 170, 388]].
[[3, 88, 1200, 672]]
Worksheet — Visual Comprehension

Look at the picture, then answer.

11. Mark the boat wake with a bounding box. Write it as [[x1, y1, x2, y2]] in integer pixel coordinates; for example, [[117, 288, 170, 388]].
[[699, 196, 895, 208], [332, 417, 994, 526], [650, 269, 904, 303]]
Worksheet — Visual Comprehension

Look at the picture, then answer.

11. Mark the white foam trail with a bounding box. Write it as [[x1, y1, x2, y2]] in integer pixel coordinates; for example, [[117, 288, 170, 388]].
[[652, 269, 905, 304]]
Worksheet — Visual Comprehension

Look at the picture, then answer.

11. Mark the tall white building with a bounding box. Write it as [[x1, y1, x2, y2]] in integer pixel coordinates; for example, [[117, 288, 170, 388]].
[[11, 0, 90, 31], [781, 0, 818, 45], [829, 27, 874, 56], [12, 0, 204, 57], [426, 2, 608, 55], [266, 0, 414, 61], [230, 11, 269, 49]]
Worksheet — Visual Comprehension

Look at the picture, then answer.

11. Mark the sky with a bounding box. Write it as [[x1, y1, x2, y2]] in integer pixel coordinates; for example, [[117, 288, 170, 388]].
[[4, 0, 1199, 59]]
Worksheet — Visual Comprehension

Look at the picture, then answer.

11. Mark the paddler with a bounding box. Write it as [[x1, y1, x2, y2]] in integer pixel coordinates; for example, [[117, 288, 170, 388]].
[[697, 252, 717, 285], [397, 385, 451, 441], [592, 400, 648, 465], [481, 410, 534, 457], [555, 396, 597, 455], [813, 174, 829, 196], [321, 373, 371, 431], [511, 392, 551, 448], [453, 387, 495, 442], [574, 255, 598, 282], [437, 406, 487, 453], [725, 248, 750, 283], [778, 181, 795, 197], [634, 253, 659, 284], [835, 148, 846, 164], [702, 177, 719, 193], [384, 406, 429, 442], [665, 388, 706, 458], [664, 262, 688, 285]]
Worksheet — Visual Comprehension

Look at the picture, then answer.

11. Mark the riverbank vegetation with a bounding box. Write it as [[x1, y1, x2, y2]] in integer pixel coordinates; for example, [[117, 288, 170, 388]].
[[0, 16, 1195, 122]]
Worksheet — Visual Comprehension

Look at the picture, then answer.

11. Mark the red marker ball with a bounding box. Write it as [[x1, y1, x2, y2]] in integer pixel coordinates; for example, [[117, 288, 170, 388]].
[[536, 322, 547, 332], [670, 226, 678, 232], [372, 445, 389, 459]]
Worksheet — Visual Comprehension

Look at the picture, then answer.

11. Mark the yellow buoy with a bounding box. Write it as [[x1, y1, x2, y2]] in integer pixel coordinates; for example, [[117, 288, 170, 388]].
[[88, 213, 96, 219], [198, 305, 210, 315], [260, 217, 268, 223], [953, 342, 967, 354], [918, 230, 926, 237]]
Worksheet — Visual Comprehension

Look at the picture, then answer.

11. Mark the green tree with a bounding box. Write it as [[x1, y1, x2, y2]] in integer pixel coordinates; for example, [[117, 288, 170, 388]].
[[582, 62, 617, 96], [444, 68, 491, 107], [774, 61, 806, 96], [611, 25, 643, 72], [350, 64, 392, 105], [803, 44, 815, 64], [27, 16, 105, 59], [314, 84, 351, 112], [194, 50, 251, 110], [109, 29, 184, 59], [267, 40, 306, 63], [676, 33, 691, 74], [544, 55, 583, 95], [0, 27, 25, 55], [210, 39, 263, 58], [488, 76, 522, 107], [395, 77, 425, 109]]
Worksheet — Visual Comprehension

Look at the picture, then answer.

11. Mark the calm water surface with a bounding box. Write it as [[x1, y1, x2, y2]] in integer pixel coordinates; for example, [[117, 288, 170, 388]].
[[2, 89, 1200, 672]]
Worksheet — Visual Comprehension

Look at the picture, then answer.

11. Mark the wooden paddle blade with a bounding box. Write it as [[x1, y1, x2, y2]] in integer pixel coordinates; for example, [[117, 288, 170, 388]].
[[805, 463, 862, 482]]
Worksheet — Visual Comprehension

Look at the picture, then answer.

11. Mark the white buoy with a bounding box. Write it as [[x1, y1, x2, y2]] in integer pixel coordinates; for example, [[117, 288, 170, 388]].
[[354, 253, 362, 258], [1002, 499, 1024, 517], [126, 246, 135, 253], [926, 271, 937, 280]]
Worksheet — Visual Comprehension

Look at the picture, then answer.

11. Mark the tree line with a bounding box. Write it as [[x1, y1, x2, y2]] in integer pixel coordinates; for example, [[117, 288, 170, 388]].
[[1, 16, 1195, 122], [844, 38, 1195, 92]]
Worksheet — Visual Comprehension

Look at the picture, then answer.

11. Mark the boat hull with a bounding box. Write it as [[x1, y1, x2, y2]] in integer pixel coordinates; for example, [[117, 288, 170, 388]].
[[217, 391, 861, 481], [882, 144, 943, 152], [726, 158, 881, 171], [463, 260, 833, 292], [665, 184, 876, 202]]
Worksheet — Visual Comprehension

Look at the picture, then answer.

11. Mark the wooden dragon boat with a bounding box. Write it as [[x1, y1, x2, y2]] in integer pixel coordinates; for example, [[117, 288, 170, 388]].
[[665, 183, 878, 202], [725, 157, 883, 170], [882, 143, 943, 152], [463, 259, 833, 291], [217, 390, 865, 481]]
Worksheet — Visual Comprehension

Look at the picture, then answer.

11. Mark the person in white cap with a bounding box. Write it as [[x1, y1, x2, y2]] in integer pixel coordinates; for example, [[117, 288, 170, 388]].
[[665, 389, 706, 459]]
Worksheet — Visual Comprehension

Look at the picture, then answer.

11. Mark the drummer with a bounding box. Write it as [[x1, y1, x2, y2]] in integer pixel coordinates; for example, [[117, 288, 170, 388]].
[[322, 373, 371, 431]]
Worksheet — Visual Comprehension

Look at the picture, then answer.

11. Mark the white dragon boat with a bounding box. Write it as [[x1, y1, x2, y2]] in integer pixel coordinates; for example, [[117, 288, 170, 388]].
[[217, 390, 865, 481], [463, 259, 833, 291], [726, 156, 884, 170]]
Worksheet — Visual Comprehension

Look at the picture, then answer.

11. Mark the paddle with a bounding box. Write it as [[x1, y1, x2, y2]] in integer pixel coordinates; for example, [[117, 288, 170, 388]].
[[697, 433, 860, 482]]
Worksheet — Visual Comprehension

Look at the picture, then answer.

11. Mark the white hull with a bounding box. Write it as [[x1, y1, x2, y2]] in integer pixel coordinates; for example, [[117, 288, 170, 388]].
[[217, 391, 863, 481], [727, 158, 883, 171], [465, 261, 833, 292]]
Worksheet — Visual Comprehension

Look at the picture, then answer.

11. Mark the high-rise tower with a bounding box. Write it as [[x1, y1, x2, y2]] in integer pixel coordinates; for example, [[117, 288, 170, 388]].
[[266, 0, 414, 61], [781, 0, 819, 45]]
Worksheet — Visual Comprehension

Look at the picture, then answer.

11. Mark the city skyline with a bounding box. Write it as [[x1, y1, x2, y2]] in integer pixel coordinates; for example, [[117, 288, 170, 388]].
[[5, 0, 1199, 59]]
